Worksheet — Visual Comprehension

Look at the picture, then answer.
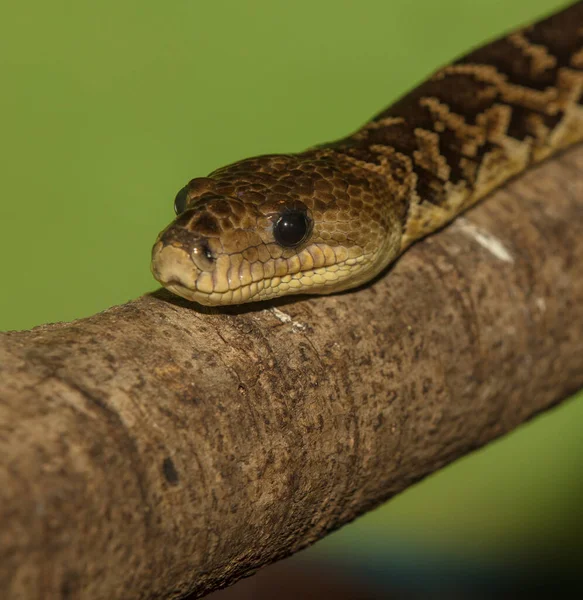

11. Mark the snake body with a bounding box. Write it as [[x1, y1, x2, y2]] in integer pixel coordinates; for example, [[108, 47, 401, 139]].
[[152, 2, 583, 306]]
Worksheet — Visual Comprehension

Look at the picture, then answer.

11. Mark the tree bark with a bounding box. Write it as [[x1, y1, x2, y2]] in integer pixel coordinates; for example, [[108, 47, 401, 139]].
[[1, 144, 583, 600]]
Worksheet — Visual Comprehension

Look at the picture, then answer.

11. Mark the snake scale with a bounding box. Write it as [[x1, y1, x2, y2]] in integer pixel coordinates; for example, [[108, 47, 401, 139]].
[[151, 2, 583, 306]]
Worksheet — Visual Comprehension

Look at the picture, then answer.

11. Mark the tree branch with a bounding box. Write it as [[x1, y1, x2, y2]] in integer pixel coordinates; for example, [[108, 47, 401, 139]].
[[2, 145, 583, 600]]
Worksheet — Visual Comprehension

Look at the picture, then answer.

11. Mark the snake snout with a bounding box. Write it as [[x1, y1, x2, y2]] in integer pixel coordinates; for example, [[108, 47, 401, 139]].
[[159, 224, 216, 269], [150, 222, 218, 301]]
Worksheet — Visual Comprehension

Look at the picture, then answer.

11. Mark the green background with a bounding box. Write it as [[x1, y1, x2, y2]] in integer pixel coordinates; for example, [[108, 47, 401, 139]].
[[1, 0, 581, 577]]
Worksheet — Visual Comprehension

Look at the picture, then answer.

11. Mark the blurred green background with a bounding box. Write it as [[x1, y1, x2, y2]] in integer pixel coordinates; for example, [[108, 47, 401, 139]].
[[1, 0, 581, 593]]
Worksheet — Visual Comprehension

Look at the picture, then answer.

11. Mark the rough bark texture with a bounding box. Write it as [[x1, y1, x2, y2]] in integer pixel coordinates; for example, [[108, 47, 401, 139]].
[[1, 145, 583, 600]]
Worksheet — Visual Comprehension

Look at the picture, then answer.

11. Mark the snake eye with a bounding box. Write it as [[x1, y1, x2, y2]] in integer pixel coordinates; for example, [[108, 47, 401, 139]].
[[174, 186, 189, 215], [273, 210, 311, 248]]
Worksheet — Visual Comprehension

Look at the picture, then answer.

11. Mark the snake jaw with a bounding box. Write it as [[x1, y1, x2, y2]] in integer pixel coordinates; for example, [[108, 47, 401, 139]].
[[152, 230, 376, 306]]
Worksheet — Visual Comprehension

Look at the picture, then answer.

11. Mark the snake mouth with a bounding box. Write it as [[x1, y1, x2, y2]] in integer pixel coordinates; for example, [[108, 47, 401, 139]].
[[164, 281, 208, 303], [162, 264, 363, 305], [151, 238, 369, 306]]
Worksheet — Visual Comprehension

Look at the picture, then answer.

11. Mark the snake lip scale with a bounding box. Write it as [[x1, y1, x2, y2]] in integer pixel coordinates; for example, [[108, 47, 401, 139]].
[[151, 2, 583, 306]]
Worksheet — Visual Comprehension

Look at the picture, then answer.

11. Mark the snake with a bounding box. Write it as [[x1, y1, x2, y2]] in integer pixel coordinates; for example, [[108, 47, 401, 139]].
[[151, 2, 583, 306]]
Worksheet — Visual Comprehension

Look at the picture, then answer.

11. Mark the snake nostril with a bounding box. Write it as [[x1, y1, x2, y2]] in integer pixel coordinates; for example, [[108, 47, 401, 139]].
[[191, 241, 215, 271]]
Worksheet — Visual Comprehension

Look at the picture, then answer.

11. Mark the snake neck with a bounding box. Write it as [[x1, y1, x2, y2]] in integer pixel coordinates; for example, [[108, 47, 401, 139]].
[[320, 1, 583, 252]]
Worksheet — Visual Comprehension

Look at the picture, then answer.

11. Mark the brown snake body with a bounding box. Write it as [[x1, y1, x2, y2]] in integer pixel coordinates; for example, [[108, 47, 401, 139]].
[[152, 2, 583, 306]]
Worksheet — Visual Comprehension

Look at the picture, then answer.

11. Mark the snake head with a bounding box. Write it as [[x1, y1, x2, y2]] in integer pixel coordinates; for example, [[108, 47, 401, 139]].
[[151, 152, 400, 305]]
